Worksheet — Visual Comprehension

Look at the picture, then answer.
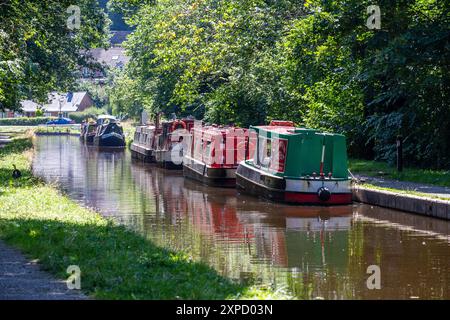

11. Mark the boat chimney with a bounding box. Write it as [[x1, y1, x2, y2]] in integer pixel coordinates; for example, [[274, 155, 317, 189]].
[[155, 112, 161, 129]]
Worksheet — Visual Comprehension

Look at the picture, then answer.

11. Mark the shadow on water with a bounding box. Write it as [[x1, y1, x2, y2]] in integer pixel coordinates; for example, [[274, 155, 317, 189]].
[[31, 136, 450, 300]]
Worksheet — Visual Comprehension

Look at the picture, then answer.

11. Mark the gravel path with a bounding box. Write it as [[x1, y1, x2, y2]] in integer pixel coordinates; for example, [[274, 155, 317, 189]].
[[0, 241, 87, 300], [355, 174, 450, 199]]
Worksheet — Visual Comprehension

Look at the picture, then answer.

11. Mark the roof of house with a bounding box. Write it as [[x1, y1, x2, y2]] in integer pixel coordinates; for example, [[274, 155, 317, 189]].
[[20, 100, 40, 113], [88, 47, 130, 69], [20, 92, 90, 113]]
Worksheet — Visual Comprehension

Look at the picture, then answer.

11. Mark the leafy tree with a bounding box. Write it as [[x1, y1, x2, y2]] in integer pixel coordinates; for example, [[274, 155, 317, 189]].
[[0, 0, 110, 110], [112, 0, 450, 168]]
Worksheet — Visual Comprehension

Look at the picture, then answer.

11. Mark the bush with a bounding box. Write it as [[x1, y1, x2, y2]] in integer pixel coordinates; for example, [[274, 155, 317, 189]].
[[69, 107, 108, 123], [0, 117, 57, 126]]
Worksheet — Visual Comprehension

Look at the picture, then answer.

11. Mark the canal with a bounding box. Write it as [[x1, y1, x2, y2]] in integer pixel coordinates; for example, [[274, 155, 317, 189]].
[[32, 136, 449, 300]]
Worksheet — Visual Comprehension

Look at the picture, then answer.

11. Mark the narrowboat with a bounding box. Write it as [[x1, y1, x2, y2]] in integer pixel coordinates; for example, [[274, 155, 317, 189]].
[[236, 121, 352, 205], [131, 117, 195, 169], [183, 126, 250, 187], [93, 115, 126, 148], [155, 118, 195, 169], [130, 125, 157, 162], [80, 120, 97, 145]]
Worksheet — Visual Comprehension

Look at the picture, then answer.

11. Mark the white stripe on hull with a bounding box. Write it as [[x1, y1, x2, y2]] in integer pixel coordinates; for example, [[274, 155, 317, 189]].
[[285, 179, 351, 193]]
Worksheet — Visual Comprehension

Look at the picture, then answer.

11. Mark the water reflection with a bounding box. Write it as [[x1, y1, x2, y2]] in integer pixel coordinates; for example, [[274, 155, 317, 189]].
[[33, 136, 449, 299]]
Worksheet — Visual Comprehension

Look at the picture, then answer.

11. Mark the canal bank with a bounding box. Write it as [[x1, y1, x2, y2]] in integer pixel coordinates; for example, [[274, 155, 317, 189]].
[[0, 135, 286, 300], [352, 178, 450, 221]]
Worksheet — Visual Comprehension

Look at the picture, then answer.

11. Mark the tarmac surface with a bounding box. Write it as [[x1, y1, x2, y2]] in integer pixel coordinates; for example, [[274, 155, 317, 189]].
[[0, 241, 86, 300]]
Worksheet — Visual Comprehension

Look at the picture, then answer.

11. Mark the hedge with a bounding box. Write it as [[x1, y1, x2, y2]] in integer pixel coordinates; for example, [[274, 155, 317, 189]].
[[0, 117, 57, 126], [69, 107, 108, 124]]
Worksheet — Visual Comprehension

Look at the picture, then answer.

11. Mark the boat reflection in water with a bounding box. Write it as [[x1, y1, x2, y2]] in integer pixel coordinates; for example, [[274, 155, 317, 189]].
[[130, 161, 355, 293], [32, 136, 450, 300]]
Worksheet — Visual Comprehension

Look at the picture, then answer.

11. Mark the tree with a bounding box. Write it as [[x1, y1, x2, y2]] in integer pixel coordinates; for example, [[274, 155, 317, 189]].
[[0, 0, 110, 110], [112, 0, 450, 168]]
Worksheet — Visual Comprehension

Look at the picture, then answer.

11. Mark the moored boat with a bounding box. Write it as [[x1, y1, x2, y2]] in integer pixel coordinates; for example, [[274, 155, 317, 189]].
[[236, 121, 352, 205], [131, 125, 157, 162], [93, 115, 126, 148], [183, 125, 251, 187], [154, 118, 195, 169], [131, 116, 195, 169], [80, 120, 98, 145]]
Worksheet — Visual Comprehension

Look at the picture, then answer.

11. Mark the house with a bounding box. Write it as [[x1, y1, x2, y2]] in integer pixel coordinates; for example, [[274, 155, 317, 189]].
[[82, 46, 130, 81], [20, 92, 94, 117]]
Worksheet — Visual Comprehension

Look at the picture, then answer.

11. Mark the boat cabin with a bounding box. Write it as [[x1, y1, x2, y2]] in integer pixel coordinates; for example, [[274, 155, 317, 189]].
[[237, 120, 352, 205], [183, 125, 251, 187]]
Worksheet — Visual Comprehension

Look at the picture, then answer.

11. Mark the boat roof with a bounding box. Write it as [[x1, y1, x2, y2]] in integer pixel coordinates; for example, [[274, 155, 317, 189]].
[[251, 125, 325, 136], [192, 126, 248, 138], [97, 115, 117, 120]]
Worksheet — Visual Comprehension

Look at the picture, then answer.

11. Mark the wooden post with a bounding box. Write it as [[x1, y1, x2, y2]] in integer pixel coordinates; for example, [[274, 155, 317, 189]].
[[397, 135, 403, 172]]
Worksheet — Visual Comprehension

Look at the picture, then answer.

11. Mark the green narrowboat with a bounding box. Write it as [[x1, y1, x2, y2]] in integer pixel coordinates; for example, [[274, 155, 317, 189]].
[[236, 121, 352, 205]]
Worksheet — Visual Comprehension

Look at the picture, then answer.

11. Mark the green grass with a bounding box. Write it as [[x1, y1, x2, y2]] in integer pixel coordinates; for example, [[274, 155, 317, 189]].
[[34, 126, 80, 135], [0, 126, 35, 137], [349, 159, 450, 187], [0, 136, 289, 300]]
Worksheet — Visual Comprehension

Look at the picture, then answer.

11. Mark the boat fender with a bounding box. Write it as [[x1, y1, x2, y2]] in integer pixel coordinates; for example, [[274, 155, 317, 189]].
[[172, 120, 187, 132], [317, 187, 331, 202]]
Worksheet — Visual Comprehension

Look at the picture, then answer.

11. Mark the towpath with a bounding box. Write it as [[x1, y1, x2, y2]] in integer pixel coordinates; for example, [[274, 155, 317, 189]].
[[0, 240, 87, 300], [355, 174, 450, 200]]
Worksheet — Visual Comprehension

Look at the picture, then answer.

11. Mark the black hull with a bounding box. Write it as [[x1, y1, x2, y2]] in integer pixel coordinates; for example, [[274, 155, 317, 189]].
[[183, 162, 236, 188], [85, 135, 95, 145], [94, 135, 125, 148]]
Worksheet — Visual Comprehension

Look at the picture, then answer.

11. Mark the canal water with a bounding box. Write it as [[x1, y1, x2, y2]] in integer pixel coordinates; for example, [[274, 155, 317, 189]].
[[32, 136, 449, 300]]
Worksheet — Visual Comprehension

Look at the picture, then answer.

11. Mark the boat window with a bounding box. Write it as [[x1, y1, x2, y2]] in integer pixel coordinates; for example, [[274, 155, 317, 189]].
[[248, 130, 258, 161], [205, 141, 212, 164], [258, 137, 271, 168], [147, 133, 153, 145], [194, 137, 203, 160]]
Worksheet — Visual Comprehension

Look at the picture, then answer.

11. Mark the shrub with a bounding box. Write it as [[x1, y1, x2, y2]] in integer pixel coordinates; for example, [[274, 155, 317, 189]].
[[69, 107, 108, 123], [0, 117, 57, 126]]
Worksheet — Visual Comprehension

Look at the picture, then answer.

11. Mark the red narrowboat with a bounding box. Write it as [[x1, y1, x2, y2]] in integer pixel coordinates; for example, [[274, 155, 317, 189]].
[[183, 125, 252, 187]]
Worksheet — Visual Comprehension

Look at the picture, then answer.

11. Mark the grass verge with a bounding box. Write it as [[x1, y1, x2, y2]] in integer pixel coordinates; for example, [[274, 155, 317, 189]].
[[0, 136, 289, 300], [349, 159, 450, 187]]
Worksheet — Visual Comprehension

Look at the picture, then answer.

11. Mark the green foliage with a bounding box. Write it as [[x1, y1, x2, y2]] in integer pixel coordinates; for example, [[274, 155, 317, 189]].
[[69, 107, 109, 123], [0, 0, 110, 110], [0, 117, 56, 126], [35, 108, 44, 117], [111, 0, 450, 168], [74, 81, 109, 109]]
